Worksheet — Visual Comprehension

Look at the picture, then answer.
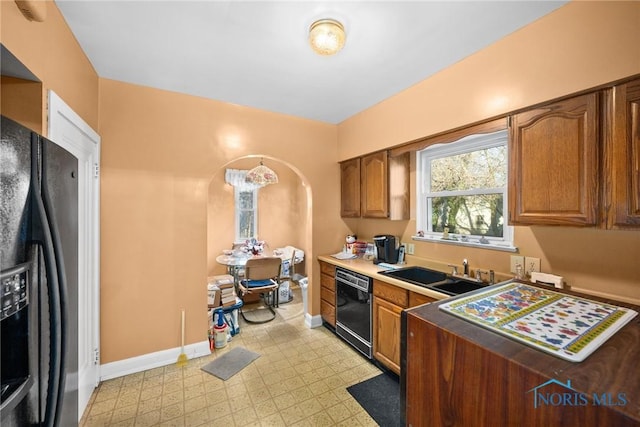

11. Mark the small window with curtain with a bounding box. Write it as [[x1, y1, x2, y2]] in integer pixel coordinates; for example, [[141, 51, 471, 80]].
[[236, 188, 257, 240], [225, 169, 260, 242], [416, 129, 515, 251]]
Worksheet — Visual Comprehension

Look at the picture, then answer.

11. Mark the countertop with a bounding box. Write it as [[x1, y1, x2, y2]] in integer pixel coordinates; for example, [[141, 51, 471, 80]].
[[405, 286, 640, 423], [317, 254, 453, 301]]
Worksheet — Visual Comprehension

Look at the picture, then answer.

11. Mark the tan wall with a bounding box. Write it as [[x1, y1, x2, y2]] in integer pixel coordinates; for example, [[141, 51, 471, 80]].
[[338, 1, 640, 159], [0, 0, 99, 132], [338, 2, 640, 303], [1, 76, 43, 132], [99, 79, 346, 362]]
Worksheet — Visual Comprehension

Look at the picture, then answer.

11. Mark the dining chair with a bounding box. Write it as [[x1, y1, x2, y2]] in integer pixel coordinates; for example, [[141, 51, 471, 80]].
[[237, 257, 282, 323], [279, 250, 307, 303]]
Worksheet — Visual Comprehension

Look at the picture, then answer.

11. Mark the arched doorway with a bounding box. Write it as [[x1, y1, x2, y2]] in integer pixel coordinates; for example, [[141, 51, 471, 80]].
[[205, 155, 313, 320]]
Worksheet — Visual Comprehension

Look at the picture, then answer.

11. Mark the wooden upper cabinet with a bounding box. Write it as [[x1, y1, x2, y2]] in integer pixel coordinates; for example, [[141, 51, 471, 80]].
[[361, 151, 389, 218], [388, 152, 410, 220], [508, 93, 600, 226], [340, 158, 361, 217], [344, 150, 409, 220], [606, 78, 640, 229]]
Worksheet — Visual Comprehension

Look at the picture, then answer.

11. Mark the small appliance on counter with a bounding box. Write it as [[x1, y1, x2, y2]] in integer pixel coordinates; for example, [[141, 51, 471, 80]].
[[373, 234, 400, 264]]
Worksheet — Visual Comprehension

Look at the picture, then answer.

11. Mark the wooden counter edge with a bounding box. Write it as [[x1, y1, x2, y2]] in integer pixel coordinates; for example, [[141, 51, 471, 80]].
[[404, 284, 640, 423]]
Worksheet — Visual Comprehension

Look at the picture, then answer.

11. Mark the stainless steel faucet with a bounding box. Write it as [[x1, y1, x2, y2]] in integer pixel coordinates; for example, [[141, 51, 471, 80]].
[[463, 259, 469, 277], [475, 269, 493, 283], [447, 264, 459, 276]]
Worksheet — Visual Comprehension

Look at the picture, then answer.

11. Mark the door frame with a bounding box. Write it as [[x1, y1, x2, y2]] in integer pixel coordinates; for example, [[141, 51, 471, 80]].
[[47, 91, 101, 418]]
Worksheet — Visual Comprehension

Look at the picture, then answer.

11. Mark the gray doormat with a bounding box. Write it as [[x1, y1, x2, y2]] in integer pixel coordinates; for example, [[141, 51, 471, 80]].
[[201, 347, 260, 381]]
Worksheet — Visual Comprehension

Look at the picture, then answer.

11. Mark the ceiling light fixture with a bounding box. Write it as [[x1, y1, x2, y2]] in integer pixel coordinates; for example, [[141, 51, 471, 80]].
[[246, 158, 278, 186], [309, 19, 346, 56]]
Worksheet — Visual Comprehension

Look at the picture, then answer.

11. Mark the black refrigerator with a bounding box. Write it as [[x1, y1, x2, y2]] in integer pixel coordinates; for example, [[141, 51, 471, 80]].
[[1, 115, 78, 426]]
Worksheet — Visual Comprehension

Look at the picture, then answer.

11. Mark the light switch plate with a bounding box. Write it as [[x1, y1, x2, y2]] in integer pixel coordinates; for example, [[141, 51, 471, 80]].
[[525, 257, 540, 277], [407, 243, 415, 255], [510, 255, 524, 274]]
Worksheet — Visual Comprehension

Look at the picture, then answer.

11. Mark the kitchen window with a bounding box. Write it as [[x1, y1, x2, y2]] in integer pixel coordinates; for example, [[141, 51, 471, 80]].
[[416, 129, 515, 251]]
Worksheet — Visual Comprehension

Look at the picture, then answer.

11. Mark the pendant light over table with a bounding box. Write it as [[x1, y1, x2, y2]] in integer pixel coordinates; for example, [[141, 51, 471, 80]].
[[245, 159, 278, 186]]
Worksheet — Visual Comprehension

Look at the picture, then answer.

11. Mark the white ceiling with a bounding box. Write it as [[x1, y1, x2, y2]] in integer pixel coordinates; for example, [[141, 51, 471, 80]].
[[55, 1, 567, 124]]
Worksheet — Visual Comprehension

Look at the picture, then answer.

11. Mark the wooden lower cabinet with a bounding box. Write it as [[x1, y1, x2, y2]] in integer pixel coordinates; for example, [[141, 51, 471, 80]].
[[373, 281, 436, 375], [409, 291, 436, 307], [373, 296, 403, 374], [319, 261, 336, 327]]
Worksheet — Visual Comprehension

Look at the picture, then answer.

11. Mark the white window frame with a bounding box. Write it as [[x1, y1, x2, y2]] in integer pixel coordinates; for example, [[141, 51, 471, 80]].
[[415, 129, 516, 252], [225, 168, 261, 243], [234, 186, 258, 242]]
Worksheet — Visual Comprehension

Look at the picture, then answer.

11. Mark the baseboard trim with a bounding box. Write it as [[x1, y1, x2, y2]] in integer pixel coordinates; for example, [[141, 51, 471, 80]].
[[306, 314, 323, 328], [101, 315, 326, 380], [100, 341, 211, 381]]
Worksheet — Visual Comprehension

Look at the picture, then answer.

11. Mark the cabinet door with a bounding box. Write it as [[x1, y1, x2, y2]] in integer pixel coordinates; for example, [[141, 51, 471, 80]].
[[509, 93, 599, 226], [361, 151, 389, 218], [409, 292, 436, 307], [320, 300, 336, 327], [319, 262, 336, 327], [373, 280, 408, 307], [607, 78, 640, 229], [319, 260, 335, 277], [388, 152, 410, 220], [373, 297, 402, 374], [340, 158, 361, 217]]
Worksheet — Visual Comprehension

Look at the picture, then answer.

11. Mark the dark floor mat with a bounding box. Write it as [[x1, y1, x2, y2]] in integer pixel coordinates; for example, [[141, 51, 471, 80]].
[[347, 371, 401, 426]]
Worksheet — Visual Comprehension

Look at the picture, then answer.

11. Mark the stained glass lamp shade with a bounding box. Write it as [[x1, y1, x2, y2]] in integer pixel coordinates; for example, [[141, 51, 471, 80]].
[[246, 160, 278, 186]]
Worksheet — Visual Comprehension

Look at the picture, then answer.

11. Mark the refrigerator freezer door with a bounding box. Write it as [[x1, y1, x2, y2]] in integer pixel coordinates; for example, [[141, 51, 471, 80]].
[[1, 116, 40, 425], [1, 116, 79, 426], [41, 138, 79, 427], [0, 116, 32, 266]]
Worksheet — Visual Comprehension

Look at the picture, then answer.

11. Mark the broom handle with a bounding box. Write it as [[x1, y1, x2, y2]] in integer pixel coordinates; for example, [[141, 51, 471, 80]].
[[181, 309, 185, 349]]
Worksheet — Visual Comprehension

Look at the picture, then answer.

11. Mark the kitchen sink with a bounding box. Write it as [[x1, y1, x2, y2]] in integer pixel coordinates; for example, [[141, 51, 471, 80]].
[[378, 266, 489, 296], [431, 279, 487, 296], [378, 266, 448, 287]]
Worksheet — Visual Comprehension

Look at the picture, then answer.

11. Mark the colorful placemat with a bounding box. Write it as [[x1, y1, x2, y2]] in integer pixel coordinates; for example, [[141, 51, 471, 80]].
[[438, 282, 637, 362]]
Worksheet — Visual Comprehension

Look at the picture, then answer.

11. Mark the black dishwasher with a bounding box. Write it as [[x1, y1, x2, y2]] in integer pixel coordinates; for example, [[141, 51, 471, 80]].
[[335, 267, 373, 359]]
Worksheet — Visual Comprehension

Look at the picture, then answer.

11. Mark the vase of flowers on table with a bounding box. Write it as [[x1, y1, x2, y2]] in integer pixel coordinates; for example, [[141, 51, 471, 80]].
[[244, 238, 265, 255]]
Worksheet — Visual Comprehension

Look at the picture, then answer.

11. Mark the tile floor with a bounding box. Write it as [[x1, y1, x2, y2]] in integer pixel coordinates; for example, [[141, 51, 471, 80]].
[[80, 287, 383, 426]]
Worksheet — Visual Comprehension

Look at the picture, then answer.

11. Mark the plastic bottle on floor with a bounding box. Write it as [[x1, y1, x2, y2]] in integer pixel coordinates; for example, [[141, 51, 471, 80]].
[[213, 309, 228, 349]]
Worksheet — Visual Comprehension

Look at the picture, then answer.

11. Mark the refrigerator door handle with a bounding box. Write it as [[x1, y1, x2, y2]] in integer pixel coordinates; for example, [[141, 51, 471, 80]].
[[29, 134, 63, 427], [40, 140, 69, 427]]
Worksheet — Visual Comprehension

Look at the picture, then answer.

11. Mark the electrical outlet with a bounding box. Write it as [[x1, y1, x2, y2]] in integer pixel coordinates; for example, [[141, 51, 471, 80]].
[[407, 243, 415, 255], [510, 255, 524, 274], [525, 257, 540, 277]]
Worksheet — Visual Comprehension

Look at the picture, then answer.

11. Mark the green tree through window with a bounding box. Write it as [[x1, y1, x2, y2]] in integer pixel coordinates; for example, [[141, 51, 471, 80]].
[[418, 130, 512, 246]]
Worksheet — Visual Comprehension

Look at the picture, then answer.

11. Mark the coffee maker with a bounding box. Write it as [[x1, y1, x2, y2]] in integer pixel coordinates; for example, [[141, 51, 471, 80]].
[[373, 235, 399, 264]]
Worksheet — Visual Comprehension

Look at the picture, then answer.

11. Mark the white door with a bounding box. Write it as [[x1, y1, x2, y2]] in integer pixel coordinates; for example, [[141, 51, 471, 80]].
[[48, 91, 101, 419]]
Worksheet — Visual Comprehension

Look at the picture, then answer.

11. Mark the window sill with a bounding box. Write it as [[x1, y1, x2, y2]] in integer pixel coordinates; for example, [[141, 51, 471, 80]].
[[411, 235, 518, 253]]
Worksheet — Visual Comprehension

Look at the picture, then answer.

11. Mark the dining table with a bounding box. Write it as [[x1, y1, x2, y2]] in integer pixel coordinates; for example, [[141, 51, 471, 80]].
[[215, 247, 303, 286]]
